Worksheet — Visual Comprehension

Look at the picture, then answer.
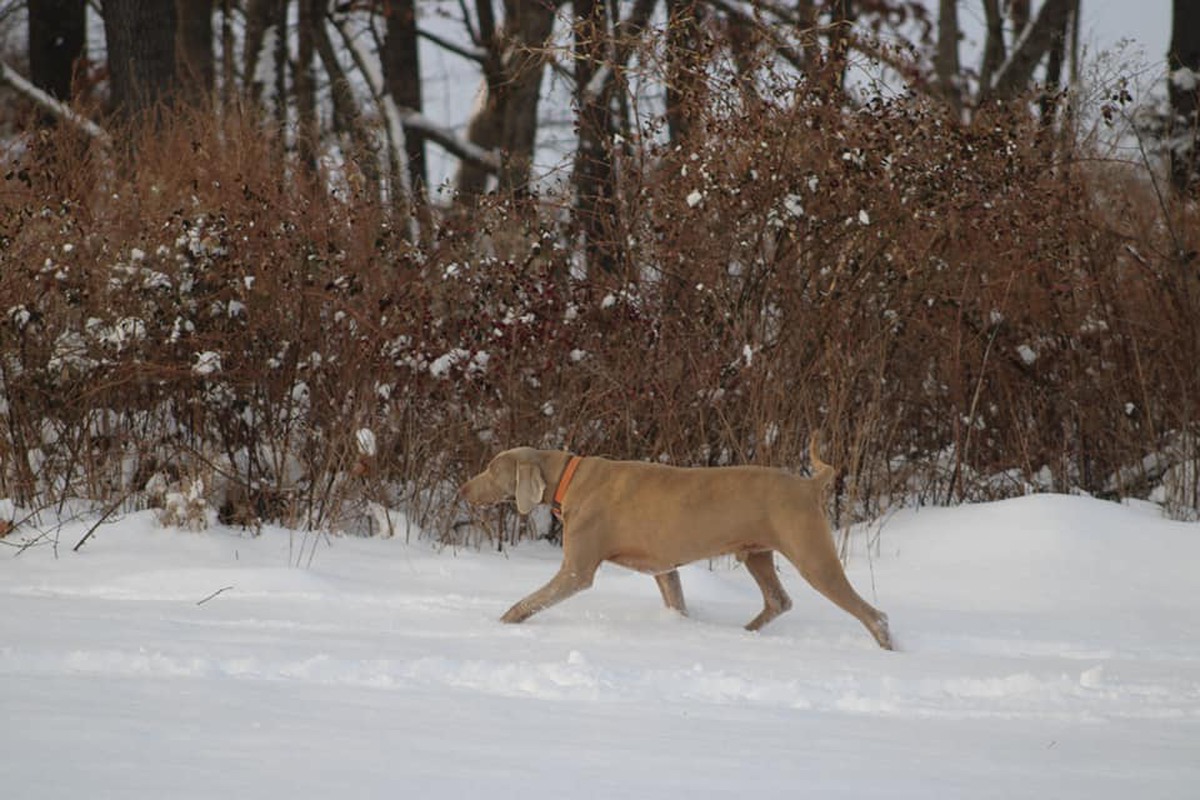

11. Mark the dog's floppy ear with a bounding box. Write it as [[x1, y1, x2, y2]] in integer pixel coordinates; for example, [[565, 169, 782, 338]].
[[514, 460, 546, 515]]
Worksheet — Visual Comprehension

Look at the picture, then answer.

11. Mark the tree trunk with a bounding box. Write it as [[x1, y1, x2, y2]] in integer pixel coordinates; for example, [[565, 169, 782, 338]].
[[934, 0, 961, 113], [824, 0, 856, 94], [1037, 2, 1071, 124], [297, 0, 319, 172], [272, 0, 288, 134], [574, 0, 619, 273], [314, 16, 382, 198], [383, 0, 427, 193], [221, 0, 235, 109], [243, 0, 276, 104], [456, 0, 559, 200], [665, 0, 702, 143], [176, 0, 214, 103], [1169, 0, 1200, 195], [979, 0, 1005, 93], [28, 0, 85, 104], [987, 0, 1073, 101], [103, 0, 178, 119]]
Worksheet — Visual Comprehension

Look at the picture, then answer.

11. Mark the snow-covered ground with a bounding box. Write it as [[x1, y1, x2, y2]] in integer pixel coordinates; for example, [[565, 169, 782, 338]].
[[2, 494, 1197, 799]]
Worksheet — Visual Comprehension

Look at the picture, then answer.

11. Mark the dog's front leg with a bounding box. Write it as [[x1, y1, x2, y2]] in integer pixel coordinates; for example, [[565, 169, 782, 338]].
[[501, 563, 598, 623]]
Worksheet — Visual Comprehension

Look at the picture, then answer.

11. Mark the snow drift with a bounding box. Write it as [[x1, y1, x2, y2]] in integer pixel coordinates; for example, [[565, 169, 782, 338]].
[[1, 494, 1197, 798]]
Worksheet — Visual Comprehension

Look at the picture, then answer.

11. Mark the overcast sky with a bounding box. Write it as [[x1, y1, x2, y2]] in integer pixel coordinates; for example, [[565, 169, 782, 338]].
[[943, 0, 1172, 73], [1075, 0, 1171, 61]]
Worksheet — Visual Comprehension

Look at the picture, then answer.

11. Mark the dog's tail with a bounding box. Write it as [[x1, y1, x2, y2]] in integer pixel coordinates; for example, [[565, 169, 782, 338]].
[[809, 430, 835, 491]]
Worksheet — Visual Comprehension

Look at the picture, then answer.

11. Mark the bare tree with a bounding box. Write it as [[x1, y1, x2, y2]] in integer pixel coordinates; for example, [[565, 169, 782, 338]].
[[665, 0, 704, 143], [297, 0, 319, 171], [456, 0, 561, 200], [176, 0, 215, 103], [986, 0, 1075, 102], [28, 0, 85, 106], [382, 0, 426, 193], [1169, 0, 1200, 195], [103, 0, 178, 119], [934, 0, 961, 113], [574, 0, 619, 272], [243, 0, 278, 105]]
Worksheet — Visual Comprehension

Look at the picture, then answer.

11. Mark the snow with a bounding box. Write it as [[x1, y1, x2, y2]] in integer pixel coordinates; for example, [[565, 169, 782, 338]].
[[355, 428, 377, 458], [191, 351, 222, 376], [1172, 67, 1199, 92], [2, 494, 1198, 798]]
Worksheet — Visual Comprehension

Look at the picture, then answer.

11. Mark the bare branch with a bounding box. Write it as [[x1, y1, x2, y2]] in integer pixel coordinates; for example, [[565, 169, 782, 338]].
[[708, 0, 807, 74], [0, 60, 110, 143], [582, 0, 659, 103], [327, 15, 499, 176], [401, 108, 500, 170], [196, 586, 235, 605], [418, 25, 488, 64], [73, 493, 130, 553]]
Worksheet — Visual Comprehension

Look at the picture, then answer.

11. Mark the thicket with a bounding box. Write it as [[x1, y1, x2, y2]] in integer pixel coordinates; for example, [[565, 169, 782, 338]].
[[2, 90, 1198, 544]]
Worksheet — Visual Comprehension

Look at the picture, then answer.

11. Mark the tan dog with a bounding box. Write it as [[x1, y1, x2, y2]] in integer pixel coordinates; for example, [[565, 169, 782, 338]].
[[459, 435, 893, 650]]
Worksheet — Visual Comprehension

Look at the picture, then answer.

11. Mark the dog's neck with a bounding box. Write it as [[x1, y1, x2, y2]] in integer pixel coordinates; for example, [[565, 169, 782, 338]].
[[551, 454, 583, 519]]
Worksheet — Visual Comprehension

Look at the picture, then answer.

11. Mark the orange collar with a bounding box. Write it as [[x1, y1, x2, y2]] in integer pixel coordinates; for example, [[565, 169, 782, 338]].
[[551, 456, 583, 520]]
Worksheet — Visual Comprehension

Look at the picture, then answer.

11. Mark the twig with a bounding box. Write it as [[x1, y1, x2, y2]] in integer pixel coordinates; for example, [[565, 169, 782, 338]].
[[72, 493, 130, 552], [196, 586, 234, 605], [417, 26, 487, 64]]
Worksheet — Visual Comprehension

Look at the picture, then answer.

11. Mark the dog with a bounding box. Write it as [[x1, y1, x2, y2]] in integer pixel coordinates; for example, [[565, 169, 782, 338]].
[[459, 434, 892, 649]]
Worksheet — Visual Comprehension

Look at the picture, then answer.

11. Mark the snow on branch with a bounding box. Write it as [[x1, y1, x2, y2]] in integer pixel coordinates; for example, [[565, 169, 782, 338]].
[[417, 26, 489, 65], [328, 16, 499, 175], [397, 107, 499, 170], [580, 0, 657, 104], [0, 60, 111, 144], [987, 0, 1073, 99]]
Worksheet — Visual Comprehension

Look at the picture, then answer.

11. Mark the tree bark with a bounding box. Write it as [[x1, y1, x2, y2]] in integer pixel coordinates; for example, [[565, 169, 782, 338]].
[[221, 0, 235, 109], [383, 0, 427, 192], [103, 0, 178, 119], [665, 0, 702, 143], [297, 0, 319, 172], [243, 0, 275, 103], [987, 0, 1073, 101], [28, 0, 85, 104], [456, 0, 559, 200], [824, 0, 856, 95], [1169, 0, 1200, 195], [314, 16, 382, 198], [979, 0, 1006, 95], [934, 0, 961, 112], [574, 0, 619, 273], [272, 0, 288, 134], [176, 0, 214, 103]]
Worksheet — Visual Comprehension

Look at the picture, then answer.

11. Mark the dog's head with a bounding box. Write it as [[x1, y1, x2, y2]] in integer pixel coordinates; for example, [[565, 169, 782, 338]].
[[458, 448, 546, 515]]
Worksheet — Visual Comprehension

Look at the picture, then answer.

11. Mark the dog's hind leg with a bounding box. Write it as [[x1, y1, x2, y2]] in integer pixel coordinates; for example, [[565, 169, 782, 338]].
[[739, 550, 793, 631], [654, 570, 688, 616], [779, 540, 893, 650]]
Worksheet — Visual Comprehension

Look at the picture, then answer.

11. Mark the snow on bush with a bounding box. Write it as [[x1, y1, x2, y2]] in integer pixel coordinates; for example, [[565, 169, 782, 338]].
[[0, 93, 1198, 543]]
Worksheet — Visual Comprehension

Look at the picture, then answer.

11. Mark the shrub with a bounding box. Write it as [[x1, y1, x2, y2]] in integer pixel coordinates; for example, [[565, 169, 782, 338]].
[[1, 94, 1197, 544]]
